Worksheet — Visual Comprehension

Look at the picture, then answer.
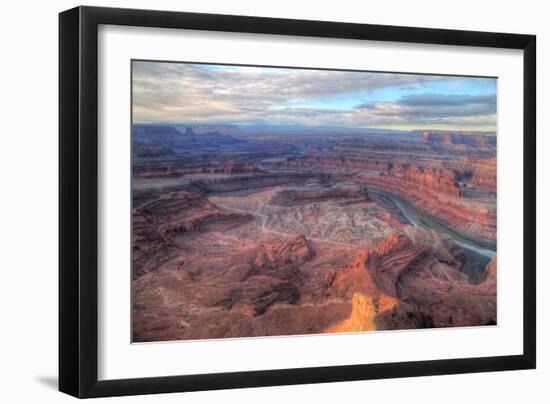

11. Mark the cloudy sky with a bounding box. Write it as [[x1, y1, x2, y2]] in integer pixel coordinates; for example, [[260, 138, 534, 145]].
[[132, 61, 497, 131]]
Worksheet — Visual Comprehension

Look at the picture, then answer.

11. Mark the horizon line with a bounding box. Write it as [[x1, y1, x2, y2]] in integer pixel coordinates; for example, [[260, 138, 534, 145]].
[[131, 121, 497, 133]]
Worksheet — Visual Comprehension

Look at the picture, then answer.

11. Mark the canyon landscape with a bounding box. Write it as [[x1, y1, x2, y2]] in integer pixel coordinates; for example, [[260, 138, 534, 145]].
[[132, 61, 497, 342]]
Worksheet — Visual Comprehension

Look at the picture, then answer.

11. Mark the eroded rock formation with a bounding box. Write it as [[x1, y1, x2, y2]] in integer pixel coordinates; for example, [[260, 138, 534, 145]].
[[133, 159, 262, 178], [422, 131, 496, 148], [323, 233, 496, 331], [270, 186, 370, 207], [354, 168, 496, 244], [132, 191, 252, 278], [131, 126, 497, 342]]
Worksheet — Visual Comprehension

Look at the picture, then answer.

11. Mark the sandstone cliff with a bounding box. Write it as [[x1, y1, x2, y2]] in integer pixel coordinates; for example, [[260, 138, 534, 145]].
[[324, 233, 497, 331], [132, 191, 252, 278]]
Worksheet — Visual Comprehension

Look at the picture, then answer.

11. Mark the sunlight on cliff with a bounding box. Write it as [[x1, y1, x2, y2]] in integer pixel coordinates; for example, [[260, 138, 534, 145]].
[[324, 292, 398, 333]]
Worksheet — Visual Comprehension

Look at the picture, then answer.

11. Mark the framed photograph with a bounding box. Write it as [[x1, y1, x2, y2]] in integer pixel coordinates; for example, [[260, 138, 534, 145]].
[[59, 6, 536, 398]]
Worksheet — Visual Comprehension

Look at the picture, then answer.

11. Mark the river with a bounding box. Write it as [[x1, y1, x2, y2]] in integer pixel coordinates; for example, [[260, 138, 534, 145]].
[[366, 187, 496, 258]]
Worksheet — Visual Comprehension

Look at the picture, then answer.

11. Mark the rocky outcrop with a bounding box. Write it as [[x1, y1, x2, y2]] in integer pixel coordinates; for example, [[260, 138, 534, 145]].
[[355, 170, 496, 244], [236, 235, 315, 315], [324, 233, 497, 330], [475, 256, 497, 293], [270, 186, 370, 207], [278, 153, 495, 243], [135, 191, 248, 238], [190, 172, 315, 194], [323, 251, 377, 298], [131, 125, 498, 342], [243, 235, 314, 282], [401, 164, 463, 197], [324, 293, 398, 333], [280, 155, 392, 173], [132, 234, 324, 341], [264, 234, 315, 265], [133, 125, 248, 152], [133, 159, 262, 178], [132, 192, 252, 278], [355, 162, 463, 199], [366, 234, 433, 297], [422, 131, 496, 148], [369, 234, 496, 327], [470, 157, 497, 192], [449, 157, 497, 193]]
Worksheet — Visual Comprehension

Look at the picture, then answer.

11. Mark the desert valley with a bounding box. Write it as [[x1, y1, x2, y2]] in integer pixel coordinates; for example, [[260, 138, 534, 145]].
[[132, 124, 497, 342]]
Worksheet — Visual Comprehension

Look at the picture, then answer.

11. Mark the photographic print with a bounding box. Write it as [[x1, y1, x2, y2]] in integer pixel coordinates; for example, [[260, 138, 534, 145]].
[[131, 60, 497, 343]]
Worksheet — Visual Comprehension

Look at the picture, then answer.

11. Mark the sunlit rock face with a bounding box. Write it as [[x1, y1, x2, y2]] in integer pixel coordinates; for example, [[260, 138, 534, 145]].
[[324, 292, 400, 333], [131, 126, 496, 342], [322, 233, 496, 333]]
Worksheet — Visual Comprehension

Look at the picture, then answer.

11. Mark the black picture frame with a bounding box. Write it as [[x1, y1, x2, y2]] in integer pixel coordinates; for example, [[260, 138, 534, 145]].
[[59, 5, 536, 398]]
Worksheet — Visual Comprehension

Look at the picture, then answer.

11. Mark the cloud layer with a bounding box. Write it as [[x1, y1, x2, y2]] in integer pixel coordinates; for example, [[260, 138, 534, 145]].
[[132, 61, 497, 131]]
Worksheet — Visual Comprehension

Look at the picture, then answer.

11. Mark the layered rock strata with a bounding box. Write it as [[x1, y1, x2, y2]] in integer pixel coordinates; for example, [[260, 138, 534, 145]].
[[132, 191, 252, 278], [323, 233, 496, 332]]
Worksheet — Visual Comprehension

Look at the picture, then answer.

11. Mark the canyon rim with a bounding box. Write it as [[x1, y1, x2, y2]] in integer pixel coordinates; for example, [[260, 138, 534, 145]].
[[131, 60, 497, 343]]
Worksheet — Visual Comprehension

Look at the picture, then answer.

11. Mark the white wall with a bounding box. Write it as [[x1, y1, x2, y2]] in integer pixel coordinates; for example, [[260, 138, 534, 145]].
[[0, 0, 546, 402]]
